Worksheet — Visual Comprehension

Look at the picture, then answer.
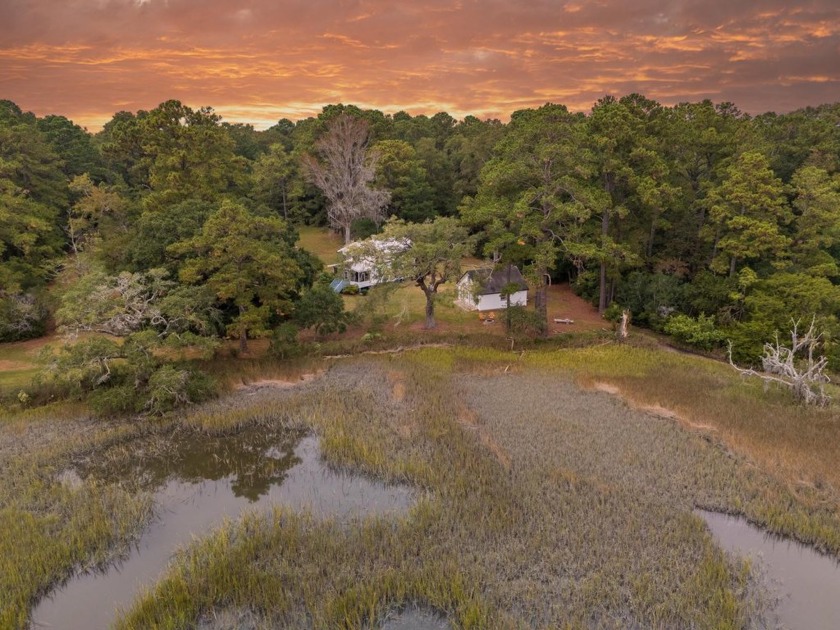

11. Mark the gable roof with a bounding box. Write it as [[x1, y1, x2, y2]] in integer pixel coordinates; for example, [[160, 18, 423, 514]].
[[459, 266, 528, 295]]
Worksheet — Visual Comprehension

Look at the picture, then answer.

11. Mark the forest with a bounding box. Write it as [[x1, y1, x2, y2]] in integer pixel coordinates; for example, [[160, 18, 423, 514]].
[[2, 95, 840, 410]]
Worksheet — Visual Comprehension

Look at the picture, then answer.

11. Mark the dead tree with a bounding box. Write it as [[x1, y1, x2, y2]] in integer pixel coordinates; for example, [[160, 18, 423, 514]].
[[728, 317, 831, 407], [617, 310, 630, 344], [302, 114, 390, 244]]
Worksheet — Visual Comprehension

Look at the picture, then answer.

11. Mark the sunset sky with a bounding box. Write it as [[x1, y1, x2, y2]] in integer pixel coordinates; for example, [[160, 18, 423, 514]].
[[1, 0, 839, 130]]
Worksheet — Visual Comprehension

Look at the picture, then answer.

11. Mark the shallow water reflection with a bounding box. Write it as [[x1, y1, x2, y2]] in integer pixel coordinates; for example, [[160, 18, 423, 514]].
[[32, 429, 414, 630], [699, 509, 840, 630]]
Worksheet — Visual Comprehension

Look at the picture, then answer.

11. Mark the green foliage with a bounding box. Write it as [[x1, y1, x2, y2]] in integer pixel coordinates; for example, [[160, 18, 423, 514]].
[[171, 200, 303, 350], [37, 333, 216, 416], [729, 273, 840, 367], [268, 322, 302, 359], [663, 314, 725, 350], [374, 139, 436, 222], [506, 305, 548, 337], [616, 271, 685, 329], [704, 152, 790, 275], [55, 266, 219, 337], [294, 284, 350, 336], [366, 216, 474, 328], [602, 302, 625, 324], [0, 292, 49, 342]]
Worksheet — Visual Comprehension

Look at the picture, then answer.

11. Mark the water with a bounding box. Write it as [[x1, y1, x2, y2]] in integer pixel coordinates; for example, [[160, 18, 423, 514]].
[[699, 510, 840, 630], [31, 428, 414, 630], [380, 608, 452, 630]]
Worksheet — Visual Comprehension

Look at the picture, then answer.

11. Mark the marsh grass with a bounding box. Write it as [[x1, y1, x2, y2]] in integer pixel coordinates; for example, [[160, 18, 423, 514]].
[[3, 343, 837, 628], [0, 411, 154, 629], [112, 349, 783, 629], [527, 346, 840, 527]]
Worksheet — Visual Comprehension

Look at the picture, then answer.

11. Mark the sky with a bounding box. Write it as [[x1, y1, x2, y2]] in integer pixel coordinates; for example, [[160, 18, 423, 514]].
[[1, 0, 839, 131]]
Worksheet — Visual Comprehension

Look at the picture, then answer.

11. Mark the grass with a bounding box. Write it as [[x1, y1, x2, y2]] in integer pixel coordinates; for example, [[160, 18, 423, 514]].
[[0, 337, 49, 395], [2, 341, 838, 628], [297, 225, 344, 266], [0, 406, 154, 629]]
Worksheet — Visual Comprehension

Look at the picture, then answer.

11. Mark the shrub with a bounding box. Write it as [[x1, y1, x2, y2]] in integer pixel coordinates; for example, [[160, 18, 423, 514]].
[[663, 314, 725, 351], [269, 323, 302, 359], [506, 306, 548, 337], [294, 284, 351, 336]]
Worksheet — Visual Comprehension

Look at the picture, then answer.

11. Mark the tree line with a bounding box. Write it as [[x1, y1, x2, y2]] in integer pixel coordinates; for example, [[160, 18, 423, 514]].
[[2, 95, 840, 373]]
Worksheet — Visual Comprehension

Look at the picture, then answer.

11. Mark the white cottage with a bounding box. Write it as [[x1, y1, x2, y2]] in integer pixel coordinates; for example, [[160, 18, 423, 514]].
[[456, 266, 529, 311], [330, 238, 408, 292]]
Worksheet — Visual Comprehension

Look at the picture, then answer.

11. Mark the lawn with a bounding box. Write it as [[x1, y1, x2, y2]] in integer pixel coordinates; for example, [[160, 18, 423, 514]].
[[297, 225, 344, 266], [2, 343, 839, 628]]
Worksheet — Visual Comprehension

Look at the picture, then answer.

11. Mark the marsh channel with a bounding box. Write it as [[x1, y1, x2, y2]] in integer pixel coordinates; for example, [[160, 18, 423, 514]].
[[698, 510, 840, 630], [30, 427, 415, 630]]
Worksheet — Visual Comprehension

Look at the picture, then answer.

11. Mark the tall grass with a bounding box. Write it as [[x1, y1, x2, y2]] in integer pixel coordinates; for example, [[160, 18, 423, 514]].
[[0, 412, 153, 629], [3, 343, 835, 628], [114, 349, 777, 628]]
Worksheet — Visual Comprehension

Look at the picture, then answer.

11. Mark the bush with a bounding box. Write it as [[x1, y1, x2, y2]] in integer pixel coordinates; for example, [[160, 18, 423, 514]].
[[616, 271, 685, 329], [663, 314, 725, 351], [294, 284, 351, 336], [36, 333, 218, 417], [145, 366, 215, 414], [340, 284, 360, 295], [506, 306, 548, 337], [269, 323, 301, 359]]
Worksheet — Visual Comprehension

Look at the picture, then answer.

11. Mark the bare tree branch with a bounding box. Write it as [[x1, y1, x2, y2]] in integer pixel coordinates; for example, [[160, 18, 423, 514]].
[[728, 316, 831, 406], [302, 114, 390, 244]]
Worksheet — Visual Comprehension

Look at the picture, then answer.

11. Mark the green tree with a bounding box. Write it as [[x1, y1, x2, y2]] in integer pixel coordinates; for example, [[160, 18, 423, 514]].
[[374, 140, 436, 222], [171, 201, 303, 352], [66, 174, 128, 257], [251, 143, 303, 221], [294, 283, 350, 336], [704, 151, 790, 276], [587, 97, 645, 312], [789, 165, 840, 276], [360, 217, 473, 329], [465, 104, 602, 327]]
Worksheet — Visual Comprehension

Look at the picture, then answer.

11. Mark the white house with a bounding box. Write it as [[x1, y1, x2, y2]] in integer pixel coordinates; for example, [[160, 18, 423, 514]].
[[330, 238, 408, 292], [456, 266, 529, 311]]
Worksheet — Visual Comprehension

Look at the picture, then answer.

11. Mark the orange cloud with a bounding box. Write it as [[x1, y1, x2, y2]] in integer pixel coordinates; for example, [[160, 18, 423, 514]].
[[0, 0, 838, 130]]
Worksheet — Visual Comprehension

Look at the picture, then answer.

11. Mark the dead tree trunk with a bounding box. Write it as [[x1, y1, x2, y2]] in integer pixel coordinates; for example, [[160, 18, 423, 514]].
[[728, 317, 831, 406]]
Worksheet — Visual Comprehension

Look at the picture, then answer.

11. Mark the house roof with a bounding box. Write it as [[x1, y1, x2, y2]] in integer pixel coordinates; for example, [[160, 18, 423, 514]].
[[338, 237, 410, 272], [459, 266, 528, 295]]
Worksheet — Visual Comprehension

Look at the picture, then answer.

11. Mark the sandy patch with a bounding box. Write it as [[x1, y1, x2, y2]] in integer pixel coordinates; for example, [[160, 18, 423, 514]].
[[236, 373, 321, 391], [591, 382, 717, 433], [592, 382, 620, 395]]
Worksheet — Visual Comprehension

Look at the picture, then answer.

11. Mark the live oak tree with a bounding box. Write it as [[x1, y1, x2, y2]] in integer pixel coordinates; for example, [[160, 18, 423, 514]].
[[303, 114, 390, 244], [170, 201, 302, 352], [358, 217, 473, 329]]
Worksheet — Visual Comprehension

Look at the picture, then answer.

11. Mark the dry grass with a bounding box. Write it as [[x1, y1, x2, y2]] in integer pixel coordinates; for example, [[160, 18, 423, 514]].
[[531, 345, 840, 511]]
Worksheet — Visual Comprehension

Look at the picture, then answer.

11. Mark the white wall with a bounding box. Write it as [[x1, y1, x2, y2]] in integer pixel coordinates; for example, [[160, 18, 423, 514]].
[[476, 290, 528, 312]]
